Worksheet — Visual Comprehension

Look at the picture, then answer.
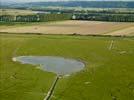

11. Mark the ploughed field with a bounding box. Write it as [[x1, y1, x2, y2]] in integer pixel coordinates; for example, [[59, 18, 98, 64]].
[[0, 20, 134, 36], [0, 34, 134, 100]]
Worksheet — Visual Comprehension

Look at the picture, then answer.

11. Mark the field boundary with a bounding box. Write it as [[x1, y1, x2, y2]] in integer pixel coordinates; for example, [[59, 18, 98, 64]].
[[1, 32, 134, 38]]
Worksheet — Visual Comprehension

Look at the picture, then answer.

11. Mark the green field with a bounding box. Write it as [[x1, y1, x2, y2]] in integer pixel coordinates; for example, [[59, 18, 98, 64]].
[[0, 34, 134, 100]]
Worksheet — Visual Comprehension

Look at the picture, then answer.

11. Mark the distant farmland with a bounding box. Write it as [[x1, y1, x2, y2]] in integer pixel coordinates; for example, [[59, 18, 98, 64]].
[[0, 9, 35, 15], [0, 20, 134, 36]]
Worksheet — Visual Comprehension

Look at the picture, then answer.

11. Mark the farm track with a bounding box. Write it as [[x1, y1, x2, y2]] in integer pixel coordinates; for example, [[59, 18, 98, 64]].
[[108, 40, 114, 50]]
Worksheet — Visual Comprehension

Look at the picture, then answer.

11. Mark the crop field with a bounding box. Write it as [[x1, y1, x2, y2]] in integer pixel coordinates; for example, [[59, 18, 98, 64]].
[[0, 33, 134, 100], [0, 20, 133, 36], [0, 9, 35, 15]]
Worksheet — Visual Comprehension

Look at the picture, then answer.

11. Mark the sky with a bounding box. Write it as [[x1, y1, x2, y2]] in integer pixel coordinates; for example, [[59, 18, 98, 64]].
[[1, 0, 133, 3]]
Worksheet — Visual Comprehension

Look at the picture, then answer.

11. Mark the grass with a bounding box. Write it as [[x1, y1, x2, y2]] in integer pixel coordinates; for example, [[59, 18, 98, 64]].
[[0, 34, 134, 100]]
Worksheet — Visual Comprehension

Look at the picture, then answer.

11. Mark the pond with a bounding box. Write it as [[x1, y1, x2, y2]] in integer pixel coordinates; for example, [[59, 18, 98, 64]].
[[12, 56, 85, 75]]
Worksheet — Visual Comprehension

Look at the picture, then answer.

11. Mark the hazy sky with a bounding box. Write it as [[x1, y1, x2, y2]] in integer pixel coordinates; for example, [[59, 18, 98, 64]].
[[1, 0, 133, 3]]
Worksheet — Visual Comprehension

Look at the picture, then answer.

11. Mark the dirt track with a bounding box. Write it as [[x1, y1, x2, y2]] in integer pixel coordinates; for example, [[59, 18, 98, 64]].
[[0, 20, 133, 36]]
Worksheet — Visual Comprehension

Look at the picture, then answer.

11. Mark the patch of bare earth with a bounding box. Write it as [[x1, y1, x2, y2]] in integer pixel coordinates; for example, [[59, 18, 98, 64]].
[[0, 20, 133, 36], [105, 26, 134, 36]]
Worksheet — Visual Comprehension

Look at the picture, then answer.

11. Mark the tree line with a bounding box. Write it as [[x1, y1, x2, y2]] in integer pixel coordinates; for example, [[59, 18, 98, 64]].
[[0, 13, 134, 22], [72, 13, 134, 22], [0, 14, 72, 22], [39, 14, 72, 22]]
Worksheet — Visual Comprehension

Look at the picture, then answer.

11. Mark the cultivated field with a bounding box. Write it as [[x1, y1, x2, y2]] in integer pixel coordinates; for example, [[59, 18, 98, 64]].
[[0, 34, 134, 100], [0, 20, 133, 36], [0, 9, 35, 15]]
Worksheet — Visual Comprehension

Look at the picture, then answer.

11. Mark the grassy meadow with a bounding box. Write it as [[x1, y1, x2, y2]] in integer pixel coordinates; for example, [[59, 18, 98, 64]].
[[0, 34, 134, 100]]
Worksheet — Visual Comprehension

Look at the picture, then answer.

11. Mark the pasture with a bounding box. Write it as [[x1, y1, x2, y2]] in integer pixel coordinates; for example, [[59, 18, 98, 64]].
[[0, 20, 133, 36], [0, 33, 134, 100]]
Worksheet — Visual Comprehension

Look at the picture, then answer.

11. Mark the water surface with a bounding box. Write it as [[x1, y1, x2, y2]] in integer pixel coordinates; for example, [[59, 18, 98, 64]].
[[13, 56, 85, 75]]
